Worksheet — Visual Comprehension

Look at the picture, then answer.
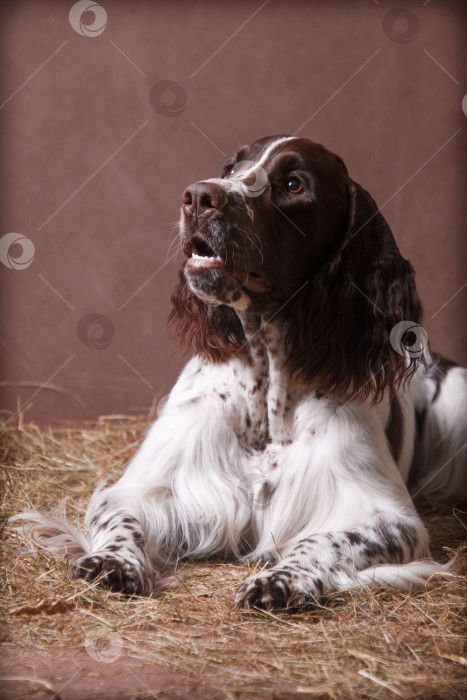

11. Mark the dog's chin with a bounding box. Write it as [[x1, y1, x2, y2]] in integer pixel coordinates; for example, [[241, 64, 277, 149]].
[[184, 265, 252, 311]]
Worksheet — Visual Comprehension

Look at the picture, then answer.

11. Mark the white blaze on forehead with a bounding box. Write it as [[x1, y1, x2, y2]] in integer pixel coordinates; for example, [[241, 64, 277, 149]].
[[201, 136, 298, 195], [246, 135, 298, 175]]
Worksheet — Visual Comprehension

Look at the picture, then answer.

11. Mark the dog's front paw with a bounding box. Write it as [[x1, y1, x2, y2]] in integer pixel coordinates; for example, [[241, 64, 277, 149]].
[[234, 568, 322, 610], [71, 552, 154, 596], [235, 570, 293, 610]]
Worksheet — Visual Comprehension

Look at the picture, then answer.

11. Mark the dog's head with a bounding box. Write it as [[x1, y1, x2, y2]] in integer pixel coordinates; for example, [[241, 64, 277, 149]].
[[179, 136, 349, 313], [170, 135, 423, 401]]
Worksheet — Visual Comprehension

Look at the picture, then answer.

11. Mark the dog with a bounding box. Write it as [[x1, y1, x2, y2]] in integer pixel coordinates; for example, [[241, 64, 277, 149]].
[[16, 135, 467, 610]]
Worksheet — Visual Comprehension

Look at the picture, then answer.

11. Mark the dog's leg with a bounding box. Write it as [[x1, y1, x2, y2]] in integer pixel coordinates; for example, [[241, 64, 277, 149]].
[[235, 399, 454, 610], [72, 493, 156, 595], [70, 358, 252, 595], [234, 511, 444, 610], [15, 357, 250, 596]]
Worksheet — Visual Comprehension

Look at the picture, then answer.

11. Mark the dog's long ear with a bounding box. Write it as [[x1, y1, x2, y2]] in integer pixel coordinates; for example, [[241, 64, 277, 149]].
[[285, 180, 424, 402], [168, 266, 246, 362]]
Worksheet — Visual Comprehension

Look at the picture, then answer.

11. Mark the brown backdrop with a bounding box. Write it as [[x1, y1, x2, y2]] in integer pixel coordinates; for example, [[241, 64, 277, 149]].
[[1, 0, 466, 426]]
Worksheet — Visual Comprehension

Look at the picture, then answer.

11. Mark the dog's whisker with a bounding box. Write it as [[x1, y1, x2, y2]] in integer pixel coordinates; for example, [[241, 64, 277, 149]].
[[236, 227, 264, 266], [166, 228, 182, 260]]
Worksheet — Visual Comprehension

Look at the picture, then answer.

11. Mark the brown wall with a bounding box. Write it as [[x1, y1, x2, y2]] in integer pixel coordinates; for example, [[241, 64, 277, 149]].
[[1, 0, 466, 426]]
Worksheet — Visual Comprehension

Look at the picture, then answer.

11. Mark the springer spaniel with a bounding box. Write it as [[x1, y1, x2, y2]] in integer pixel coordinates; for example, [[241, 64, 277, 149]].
[[17, 136, 467, 610]]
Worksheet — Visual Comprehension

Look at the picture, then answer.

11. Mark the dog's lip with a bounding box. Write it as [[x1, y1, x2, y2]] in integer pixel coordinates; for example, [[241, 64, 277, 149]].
[[231, 269, 271, 293], [186, 257, 271, 293], [186, 253, 225, 270]]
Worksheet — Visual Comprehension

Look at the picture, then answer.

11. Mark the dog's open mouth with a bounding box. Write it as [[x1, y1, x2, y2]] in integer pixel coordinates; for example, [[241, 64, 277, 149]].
[[186, 236, 225, 270], [185, 235, 270, 292]]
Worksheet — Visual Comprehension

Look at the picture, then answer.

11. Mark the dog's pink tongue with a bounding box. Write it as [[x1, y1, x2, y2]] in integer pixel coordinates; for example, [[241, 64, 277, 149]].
[[233, 270, 271, 292]]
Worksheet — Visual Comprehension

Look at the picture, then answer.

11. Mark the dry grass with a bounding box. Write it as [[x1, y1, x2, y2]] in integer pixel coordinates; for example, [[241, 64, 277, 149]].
[[0, 413, 466, 699]]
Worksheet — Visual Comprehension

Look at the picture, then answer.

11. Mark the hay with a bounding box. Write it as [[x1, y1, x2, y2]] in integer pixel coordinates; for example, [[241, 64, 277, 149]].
[[1, 414, 466, 699]]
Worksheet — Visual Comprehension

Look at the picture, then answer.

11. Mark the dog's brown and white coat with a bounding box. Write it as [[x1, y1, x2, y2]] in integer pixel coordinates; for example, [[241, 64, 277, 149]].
[[17, 136, 467, 609]]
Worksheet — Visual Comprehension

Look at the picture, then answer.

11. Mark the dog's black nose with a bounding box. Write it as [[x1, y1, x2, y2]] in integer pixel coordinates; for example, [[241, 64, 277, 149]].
[[182, 182, 226, 220]]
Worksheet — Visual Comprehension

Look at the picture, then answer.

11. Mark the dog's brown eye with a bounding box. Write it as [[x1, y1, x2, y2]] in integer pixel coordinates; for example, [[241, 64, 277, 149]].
[[286, 177, 303, 194]]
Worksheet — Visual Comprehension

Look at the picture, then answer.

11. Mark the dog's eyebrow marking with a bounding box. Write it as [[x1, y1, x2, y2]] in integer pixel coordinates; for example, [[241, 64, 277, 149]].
[[242, 135, 298, 177]]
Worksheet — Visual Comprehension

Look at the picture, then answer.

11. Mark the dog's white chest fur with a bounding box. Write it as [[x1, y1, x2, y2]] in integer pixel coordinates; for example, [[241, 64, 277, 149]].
[[194, 316, 305, 452]]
